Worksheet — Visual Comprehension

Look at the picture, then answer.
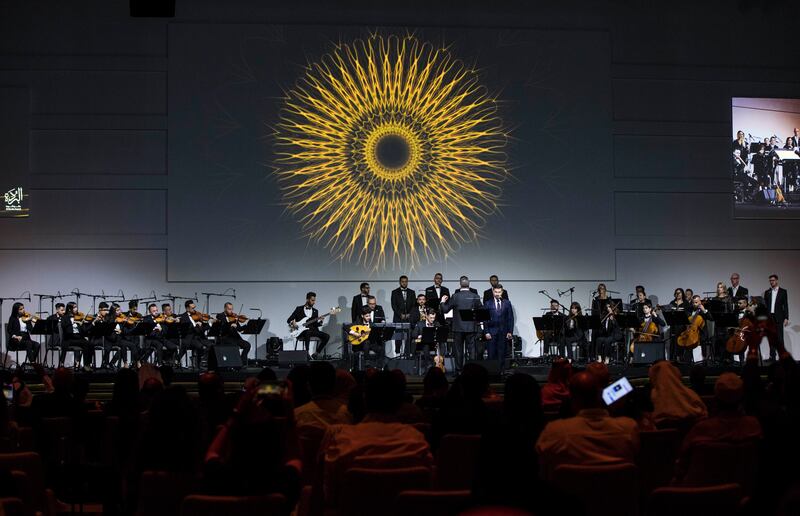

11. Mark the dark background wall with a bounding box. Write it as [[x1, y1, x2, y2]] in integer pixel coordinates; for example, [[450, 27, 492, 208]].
[[1, 0, 799, 356]]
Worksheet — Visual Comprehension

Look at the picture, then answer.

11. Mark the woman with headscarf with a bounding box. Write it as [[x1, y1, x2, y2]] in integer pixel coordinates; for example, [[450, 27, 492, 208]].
[[649, 360, 707, 429]]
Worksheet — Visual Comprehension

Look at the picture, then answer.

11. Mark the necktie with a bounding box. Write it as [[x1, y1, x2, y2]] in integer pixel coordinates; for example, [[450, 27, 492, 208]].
[[496, 300, 500, 311], [402, 289, 407, 300]]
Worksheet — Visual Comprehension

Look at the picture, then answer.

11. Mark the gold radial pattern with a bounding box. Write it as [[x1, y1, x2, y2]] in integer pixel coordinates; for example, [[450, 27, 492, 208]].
[[274, 33, 508, 272]]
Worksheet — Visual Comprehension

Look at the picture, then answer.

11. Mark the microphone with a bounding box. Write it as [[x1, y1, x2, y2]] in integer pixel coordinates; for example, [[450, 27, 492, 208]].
[[557, 289, 563, 297], [233, 289, 237, 299], [607, 290, 621, 294], [538, 290, 546, 294]]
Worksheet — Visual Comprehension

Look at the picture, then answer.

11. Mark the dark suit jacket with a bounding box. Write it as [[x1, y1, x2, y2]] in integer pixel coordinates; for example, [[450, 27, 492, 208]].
[[440, 289, 482, 333], [61, 315, 86, 337], [6, 317, 32, 338], [483, 298, 514, 336], [390, 288, 416, 322], [424, 285, 450, 308], [764, 288, 789, 323], [409, 304, 429, 327], [482, 288, 509, 304], [369, 306, 386, 324], [215, 313, 246, 342], [351, 294, 370, 323], [728, 286, 749, 299]]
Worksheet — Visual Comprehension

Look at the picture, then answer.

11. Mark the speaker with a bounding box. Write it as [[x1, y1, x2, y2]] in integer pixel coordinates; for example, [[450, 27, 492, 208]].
[[208, 346, 242, 370], [278, 350, 308, 368], [466, 359, 502, 376], [631, 342, 665, 365], [130, 0, 175, 17]]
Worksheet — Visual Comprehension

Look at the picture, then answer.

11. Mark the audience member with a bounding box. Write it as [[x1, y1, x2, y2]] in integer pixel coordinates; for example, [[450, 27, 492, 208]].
[[688, 364, 713, 396], [649, 361, 707, 429], [536, 371, 639, 481], [287, 364, 312, 407], [675, 372, 762, 479], [294, 362, 351, 437], [541, 359, 572, 410], [333, 368, 356, 406], [320, 370, 432, 506]]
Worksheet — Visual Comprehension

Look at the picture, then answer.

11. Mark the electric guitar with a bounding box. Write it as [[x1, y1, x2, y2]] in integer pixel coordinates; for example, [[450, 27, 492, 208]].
[[288, 306, 341, 339]]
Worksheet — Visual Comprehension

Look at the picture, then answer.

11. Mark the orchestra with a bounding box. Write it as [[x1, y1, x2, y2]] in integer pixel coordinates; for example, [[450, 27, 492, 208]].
[[732, 127, 800, 205], [1, 272, 790, 375]]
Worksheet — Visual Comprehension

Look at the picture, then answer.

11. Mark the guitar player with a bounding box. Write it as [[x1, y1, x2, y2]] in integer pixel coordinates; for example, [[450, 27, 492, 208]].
[[287, 291, 331, 358]]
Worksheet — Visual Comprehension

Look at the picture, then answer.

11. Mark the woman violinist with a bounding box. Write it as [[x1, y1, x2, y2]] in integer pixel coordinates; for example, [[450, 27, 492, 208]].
[[6, 302, 42, 365]]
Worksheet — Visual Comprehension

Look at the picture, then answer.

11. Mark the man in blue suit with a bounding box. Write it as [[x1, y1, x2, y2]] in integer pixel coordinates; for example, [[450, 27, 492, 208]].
[[483, 284, 514, 371]]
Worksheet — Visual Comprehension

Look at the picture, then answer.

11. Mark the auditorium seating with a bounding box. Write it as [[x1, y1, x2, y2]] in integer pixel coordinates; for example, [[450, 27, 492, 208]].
[[395, 489, 472, 516], [434, 434, 481, 490], [647, 483, 743, 516], [180, 494, 287, 516], [339, 466, 431, 516], [681, 442, 759, 496], [552, 463, 640, 516]]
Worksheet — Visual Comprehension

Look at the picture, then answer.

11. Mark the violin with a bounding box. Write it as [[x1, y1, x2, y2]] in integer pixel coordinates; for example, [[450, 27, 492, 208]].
[[225, 313, 248, 324], [73, 311, 95, 323], [154, 314, 178, 324], [20, 311, 39, 323], [600, 302, 620, 324], [115, 314, 142, 326], [190, 311, 214, 323]]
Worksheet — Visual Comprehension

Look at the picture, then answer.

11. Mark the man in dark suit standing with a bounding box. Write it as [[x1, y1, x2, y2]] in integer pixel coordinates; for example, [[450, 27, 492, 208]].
[[482, 274, 510, 303], [728, 273, 749, 300], [390, 275, 415, 355], [425, 273, 450, 311], [440, 276, 482, 372], [351, 282, 371, 323], [483, 284, 514, 371], [764, 274, 789, 360]]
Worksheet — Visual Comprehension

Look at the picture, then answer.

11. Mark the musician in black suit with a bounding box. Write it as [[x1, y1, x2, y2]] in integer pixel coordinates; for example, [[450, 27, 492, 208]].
[[390, 276, 416, 354], [141, 303, 165, 365], [482, 274, 509, 303], [60, 302, 90, 370], [351, 282, 371, 324], [107, 303, 138, 368], [727, 273, 749, 300], [366, 296, 386, 324], [177, 300, 211, 369], [159, 303, 180, 365], [542, 299, 564, 356], [791, 128, 799, 149], [409, 293, 428, 327], [216, 302, 252, 363], [87, 301, 115, 369], [287, 292, 330, 358], [595, 302, 622, 364], [483, 285, 514, 371], [350, 305, 386, 369], [440, 276, 482, 372], [412, 309, 440, 372], [46, 302, 65, 358], [6, 302, 41, 365], [425, 273, 450, 310], [764, 274, 789, 360]]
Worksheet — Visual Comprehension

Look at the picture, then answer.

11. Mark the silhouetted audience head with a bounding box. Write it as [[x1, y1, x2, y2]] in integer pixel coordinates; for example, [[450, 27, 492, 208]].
[[109, 368, 139, 414], [503, 373, 543, 427], [586, 362, 610, 387], [308, 361, 336, 398], [459, 363, 489, 402], [422, 367, 449, 397], [569, 371, 604, 412], [287, 364, 312, 407], [334, 368, 356, 403], [159, 365, 174, 386], [689, 364, 708, 393], [52, 367, 74, 394], [715, 372, 745, 411], [547, 359, 572, 386], [364, 370, 404, 415], [198, 371, 224, 403], [257, 367, 277, 383]]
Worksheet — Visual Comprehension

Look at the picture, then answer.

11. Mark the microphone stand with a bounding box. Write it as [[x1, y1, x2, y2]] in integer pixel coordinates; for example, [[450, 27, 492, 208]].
[[200, 289, 235, 317], [0, 292, 32, 366]]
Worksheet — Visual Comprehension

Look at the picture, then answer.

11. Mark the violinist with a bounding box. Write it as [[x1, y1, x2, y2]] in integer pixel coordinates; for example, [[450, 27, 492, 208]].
[[178, 300, 212, 370], [6, 302, 41, 365], [216, 302, 251, 363], [141, 303, 165, 366], [46, 303, 66, 354], [109, 303, 138, 369], [60, 302, 90, 370], [87, 302, 113, 370], [542, 299, 564, 356], [159, 303, 179, 366], [595, 301, 621, 365], [561, 302, 586, 361]]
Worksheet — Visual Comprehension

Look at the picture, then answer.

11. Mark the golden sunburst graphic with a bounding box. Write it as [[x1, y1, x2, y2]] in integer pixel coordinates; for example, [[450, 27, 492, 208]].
[[274, 33, 508, 271]]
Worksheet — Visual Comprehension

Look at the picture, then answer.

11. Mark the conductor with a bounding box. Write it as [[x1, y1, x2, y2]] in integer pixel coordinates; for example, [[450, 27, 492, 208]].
[[440, 276, 483, 373]]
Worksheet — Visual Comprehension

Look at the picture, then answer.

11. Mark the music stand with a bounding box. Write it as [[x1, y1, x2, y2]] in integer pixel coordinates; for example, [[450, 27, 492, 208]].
[[459, 308, 490, 326], [30, 319, 54, 367], [715, 313, 739, 329], [663, 311, 690, 328], [616, 312, 640, 329], [87, 322, 116, 368], [241, 318, 266, 364]]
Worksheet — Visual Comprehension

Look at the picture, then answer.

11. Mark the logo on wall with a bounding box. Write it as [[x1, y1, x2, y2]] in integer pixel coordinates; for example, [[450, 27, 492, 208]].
[[1, 186, 28, 218], [275, 33, 508, 272]]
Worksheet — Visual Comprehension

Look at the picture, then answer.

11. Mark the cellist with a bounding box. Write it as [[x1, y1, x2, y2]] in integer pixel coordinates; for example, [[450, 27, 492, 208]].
[[683, 295, 713, 362]]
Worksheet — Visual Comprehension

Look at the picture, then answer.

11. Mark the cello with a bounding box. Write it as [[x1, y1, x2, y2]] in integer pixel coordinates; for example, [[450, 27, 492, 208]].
[[726, 301, 756, 354], [677, 304, 706, 349]]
